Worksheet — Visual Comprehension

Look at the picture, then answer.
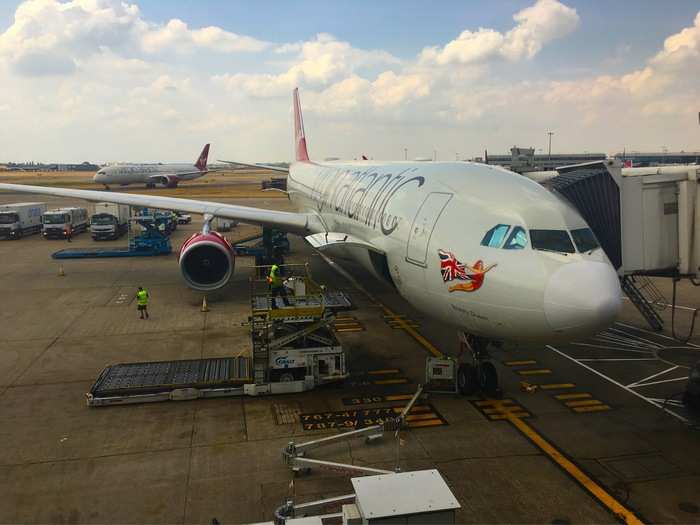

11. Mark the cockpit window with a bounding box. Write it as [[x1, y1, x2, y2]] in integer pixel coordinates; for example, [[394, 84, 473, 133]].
[[571, 228, 599, 253], [529, 229, 575, 254], [503, 226, 527, 250], [481, 224, 510, 248]]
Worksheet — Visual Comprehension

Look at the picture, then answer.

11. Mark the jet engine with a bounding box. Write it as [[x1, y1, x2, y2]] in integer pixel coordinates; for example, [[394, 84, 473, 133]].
[[150, 175, 179, 188], [178, 231, 235, 291]]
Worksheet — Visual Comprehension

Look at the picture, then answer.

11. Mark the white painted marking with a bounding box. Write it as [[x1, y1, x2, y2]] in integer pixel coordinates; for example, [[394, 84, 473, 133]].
[[577, 358, 658, 362], [571, 343, 654, 354], [616, 321, 700, 349], [630, 377, 688, 389], [622, 296, 697, 312], [546, 345, 689, 424], [627, 366, 679, 388]]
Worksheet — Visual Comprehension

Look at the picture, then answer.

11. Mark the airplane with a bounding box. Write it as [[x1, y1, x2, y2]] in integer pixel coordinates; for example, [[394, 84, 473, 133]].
[[0, 89, 622, 395], [93, 144, 210, 189]]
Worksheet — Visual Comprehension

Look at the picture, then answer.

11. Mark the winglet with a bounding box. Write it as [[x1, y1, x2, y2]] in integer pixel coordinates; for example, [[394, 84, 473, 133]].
[[195, 144, 210, 171], [293, 88, 309, 162]]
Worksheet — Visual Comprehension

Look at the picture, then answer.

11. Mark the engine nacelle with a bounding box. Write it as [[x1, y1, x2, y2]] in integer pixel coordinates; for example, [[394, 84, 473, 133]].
[[151, 175, 179, 188], [178, 231, 235, 291]]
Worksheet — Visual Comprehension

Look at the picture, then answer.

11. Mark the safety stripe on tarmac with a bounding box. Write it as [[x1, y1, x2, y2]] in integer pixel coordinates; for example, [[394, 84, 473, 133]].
[[572, 404, 611, 413], [475, 398, 643, 525], [555, 393, 592, 400], [518, 369, 552, 376], [504, 360, 537, 366], [373, 378, 409, 385], [539, 383, 576, 390], [368, 369, 400, 375]]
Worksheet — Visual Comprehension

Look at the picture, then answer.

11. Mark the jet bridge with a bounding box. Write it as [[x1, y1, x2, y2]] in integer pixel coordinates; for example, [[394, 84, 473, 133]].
[[538, 160, 700, 332]]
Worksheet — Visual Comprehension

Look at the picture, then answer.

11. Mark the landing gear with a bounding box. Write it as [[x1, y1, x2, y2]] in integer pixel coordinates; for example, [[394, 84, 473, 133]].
[[458, 333, 501, 397]]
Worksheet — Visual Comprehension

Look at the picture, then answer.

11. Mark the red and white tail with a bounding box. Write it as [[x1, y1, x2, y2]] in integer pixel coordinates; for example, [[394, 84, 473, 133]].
[[195, 143, 210, 171], [293, 88, 309, 162]]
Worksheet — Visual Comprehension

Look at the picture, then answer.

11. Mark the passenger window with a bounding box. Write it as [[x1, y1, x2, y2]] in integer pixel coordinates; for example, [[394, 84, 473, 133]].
[[503, 227, 527, 250], [530, 230, 575, 254], [571, 228, 599, 253], [481, 224, 510, 248]]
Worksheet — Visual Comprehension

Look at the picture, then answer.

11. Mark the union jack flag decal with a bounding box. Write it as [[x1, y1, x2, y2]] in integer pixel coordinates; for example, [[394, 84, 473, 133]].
[[438, 249, 496, 293]]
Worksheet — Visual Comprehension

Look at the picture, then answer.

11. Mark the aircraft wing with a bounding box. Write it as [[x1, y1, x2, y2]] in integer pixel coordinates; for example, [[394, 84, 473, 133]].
[[0, 183, 319, 234], [218, 159, 289, 173]]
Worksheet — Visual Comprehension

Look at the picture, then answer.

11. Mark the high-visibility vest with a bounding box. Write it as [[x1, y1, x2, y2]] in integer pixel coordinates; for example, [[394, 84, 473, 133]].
[[268, 265, 282, 288], [136, 290, 149, 305]]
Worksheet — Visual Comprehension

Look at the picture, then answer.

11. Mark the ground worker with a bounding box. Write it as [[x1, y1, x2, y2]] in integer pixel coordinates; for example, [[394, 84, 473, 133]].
[[66, 226, 72, 243], [267, 264, 287, 306], [136, 286, 149, 319]]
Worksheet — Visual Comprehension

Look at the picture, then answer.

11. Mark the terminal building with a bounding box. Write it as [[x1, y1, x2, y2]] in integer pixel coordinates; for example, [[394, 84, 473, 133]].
[[475, 147, 606, 173], [612, 151, 700, 167]]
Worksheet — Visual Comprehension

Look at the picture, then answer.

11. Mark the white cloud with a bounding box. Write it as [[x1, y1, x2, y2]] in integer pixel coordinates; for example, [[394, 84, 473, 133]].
[[0, 0, 269, 77], [420, 0, 579, 65], [215, 33, 400, 97], [0, 0, 698, 164], [141, 19, 269, 54]]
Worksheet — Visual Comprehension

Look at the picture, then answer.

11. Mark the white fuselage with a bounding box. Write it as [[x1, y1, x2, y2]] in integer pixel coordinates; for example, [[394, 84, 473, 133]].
[[288, 160, 622, 344], [93, 164, 205, 186]]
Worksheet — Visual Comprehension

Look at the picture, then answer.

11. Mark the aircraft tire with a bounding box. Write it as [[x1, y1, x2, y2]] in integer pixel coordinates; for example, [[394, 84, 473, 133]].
[[478, 361, 499, 396], [457, 364, 477, 395]]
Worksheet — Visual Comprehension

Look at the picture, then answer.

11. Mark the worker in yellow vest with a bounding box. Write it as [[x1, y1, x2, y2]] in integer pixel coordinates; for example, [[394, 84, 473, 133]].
[[266, 264, 287, 306], [136, 286, 150, 319]]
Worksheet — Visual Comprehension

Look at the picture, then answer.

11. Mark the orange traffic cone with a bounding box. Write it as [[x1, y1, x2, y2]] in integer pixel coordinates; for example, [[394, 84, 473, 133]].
[[201, 296, 209, 312]]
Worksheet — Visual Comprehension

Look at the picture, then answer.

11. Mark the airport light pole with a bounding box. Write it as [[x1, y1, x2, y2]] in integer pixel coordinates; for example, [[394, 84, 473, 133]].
[[547, 131, 554, 163]]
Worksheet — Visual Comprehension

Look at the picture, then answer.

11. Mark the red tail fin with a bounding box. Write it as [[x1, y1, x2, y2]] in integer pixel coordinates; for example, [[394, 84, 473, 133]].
[[195, 144, 210, 171], [293, 88, 309, 162]]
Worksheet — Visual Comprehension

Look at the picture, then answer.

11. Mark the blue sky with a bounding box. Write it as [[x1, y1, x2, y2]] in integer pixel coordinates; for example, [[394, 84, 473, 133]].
[[0, 0, 699, 162]]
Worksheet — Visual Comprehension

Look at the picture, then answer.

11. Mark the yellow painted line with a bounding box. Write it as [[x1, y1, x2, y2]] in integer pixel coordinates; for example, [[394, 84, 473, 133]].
[[573, 404, 611, 413], [555, 393, 592, 401], [565, 399, 604, 408], [508, 416, 643, 525], [389, 323, 420, 329], [335, 316, 357, 320], [334, 321, 361, 326], [405, 413, 441, 422], [490, 412, 530, 420], [504, 360, 537, 366], [373, 378, 409, 385], [407, 419, 444, 428], [335, 328, 364, 333], [385, 394, 413, 401], [539, 383, 576, 390], [368, 369, 400, 375], [381, 306, 443, 358], [392, 405, 431, 414], [483, 407, 528, 415], [518, 369, 552, 376], [475, 399, 515, 407]]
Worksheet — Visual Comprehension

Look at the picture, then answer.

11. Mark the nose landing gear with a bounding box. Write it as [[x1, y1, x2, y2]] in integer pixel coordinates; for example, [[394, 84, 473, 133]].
[[457, 333, 501, 398]]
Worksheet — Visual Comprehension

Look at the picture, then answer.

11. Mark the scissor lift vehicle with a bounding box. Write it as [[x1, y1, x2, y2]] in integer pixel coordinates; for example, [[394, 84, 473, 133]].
[[86, 266, 352, 406]]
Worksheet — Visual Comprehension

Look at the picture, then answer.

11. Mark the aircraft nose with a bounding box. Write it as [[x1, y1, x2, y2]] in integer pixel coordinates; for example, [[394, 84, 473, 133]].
[[544, 261, 622, 335]]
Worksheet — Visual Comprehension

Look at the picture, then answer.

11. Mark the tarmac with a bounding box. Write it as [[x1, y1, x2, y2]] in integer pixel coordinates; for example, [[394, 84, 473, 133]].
[[0, 185, 699, 524]]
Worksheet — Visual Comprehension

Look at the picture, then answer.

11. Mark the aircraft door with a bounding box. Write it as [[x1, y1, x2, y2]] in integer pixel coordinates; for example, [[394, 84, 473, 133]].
[[406, 192, 453, 267]]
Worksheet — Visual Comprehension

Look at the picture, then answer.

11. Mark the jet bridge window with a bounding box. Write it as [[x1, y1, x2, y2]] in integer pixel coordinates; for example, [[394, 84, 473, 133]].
[[503, 226, 527, 250], [481, 224, 510, 248], [570, 228, 599, 253], [529, 229, 576, 254]]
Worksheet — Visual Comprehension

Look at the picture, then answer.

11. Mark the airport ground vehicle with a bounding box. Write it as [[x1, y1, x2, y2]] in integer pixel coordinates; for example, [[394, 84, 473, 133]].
[[86, 271, 351, 406], [176, 213, 192, 224], [42, 207, 89, 239], [0, 202, 46, 239], [90, 202, 129, 240]]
